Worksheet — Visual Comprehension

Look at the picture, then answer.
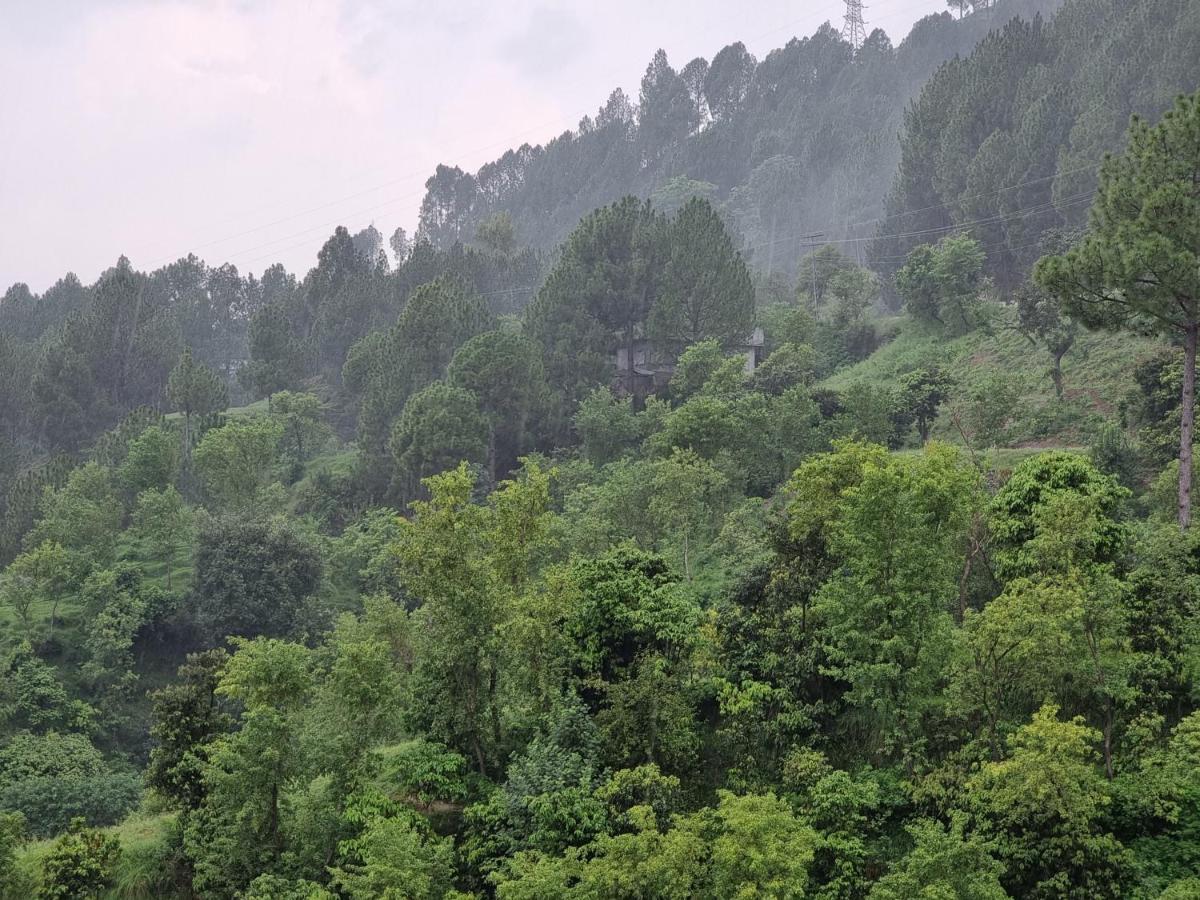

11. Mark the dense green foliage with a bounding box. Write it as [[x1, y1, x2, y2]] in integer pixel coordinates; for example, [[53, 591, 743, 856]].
[[4, 3, 1200, 898]]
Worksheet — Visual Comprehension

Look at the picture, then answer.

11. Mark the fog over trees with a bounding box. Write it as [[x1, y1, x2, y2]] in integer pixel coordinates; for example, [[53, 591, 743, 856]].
[[2, 0, 1200, 896]]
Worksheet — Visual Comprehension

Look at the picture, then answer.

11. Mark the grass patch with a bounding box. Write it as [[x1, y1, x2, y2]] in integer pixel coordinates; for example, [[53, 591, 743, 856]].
[[115, 530, 194, 595], [163, 397, 270, 423], [15, 811, 178, 900], [823, 307, 1160, 448]]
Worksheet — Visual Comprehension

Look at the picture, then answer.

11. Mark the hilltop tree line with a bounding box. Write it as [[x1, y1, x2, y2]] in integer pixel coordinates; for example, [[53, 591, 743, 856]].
[[874, 0, 1200, 290], [1, 0, 1200, 896], [414, 0, 1064, 279]]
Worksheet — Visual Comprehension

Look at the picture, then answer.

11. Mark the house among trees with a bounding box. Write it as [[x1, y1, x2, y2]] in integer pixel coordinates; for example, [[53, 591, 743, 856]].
[[615, 326, 766, 396]]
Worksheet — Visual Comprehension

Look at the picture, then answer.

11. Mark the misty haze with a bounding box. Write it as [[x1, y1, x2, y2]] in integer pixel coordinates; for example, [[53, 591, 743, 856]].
[[1, 0, 1199, 897]]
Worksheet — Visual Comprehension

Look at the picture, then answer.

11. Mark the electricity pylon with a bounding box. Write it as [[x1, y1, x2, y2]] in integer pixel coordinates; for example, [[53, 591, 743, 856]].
[[842, 0, 868, 50]]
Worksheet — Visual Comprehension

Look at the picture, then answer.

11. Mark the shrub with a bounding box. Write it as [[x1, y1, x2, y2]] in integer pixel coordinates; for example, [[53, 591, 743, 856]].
[[0, 772, 141, 838], [37, 818, 121, 900]]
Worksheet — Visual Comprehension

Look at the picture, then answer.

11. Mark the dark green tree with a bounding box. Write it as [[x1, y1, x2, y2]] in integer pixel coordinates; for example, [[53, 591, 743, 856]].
[[898, 366, 952, 443], [1037, 91, 1200, 527], [191, 516, 324, 642], [146, 649, 233, 811], [526, 197, 668, 390], [650, 197, 755, 349], [389, 382, 489, 500], [449, 330, 547, 481], [167, 347, 229, 473], [242, 302, 307, 401]]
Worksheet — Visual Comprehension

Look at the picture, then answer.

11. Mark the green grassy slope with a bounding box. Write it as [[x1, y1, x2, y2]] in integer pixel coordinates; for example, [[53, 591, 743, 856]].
[[15, 812, 178, 899], [823, 306, 1162, 448]]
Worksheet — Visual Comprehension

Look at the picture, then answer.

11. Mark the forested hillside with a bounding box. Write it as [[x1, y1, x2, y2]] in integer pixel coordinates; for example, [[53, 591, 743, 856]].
[[2, 0, 1200, 897], [415, 0, 1064, 278], [874, 0, 1200, 289]]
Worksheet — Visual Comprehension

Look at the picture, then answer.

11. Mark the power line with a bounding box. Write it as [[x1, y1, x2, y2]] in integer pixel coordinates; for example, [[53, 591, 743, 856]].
[[844, 158, 1103, 233], [143, 0, 868, 273], [744, 187, 1096, 261], [215, 153, 1102, 277], [141, 0, 950, 276]]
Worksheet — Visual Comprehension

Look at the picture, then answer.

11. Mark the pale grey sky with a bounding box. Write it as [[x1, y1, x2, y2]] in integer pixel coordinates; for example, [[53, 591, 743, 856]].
[[0, 0, 947, 292]]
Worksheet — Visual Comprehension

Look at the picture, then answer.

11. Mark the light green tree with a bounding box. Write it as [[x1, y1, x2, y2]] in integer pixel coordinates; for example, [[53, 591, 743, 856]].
[[27, 462, 122, 565], [493, 791, 817, 899], [668, 340, 726, 402], [391, 463, 551, 775], [868, 816, 1006, 900], [269, 391, 331, 477], [895, 234, 987, 334], [185, 638, 313, 898], [1, 540, 70, 639], [648, 448, 730, 580], [130, 486, 193, 589], [37, 817, 121, 900], [796, 442, 980, 757], [965, 703, 1132, 898], [193, 418, 283, 509], [330, 800, 456, 900], [117, 425, 179, 497], [573, 387, 642, 465], [78, 566, 154, 705]]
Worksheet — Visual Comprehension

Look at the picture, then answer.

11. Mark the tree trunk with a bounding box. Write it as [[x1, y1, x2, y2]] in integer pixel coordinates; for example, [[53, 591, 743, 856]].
[[268, 778, 281, 859], [489, 664, 502, 752], [472, 737, 487, 777], [1179, 323, 1196, 529], [766, 213, 778, 277], [1102, 703, 1114, 781], [1050, 351, 1065, 400], [682, 529, 691, 582], [487, 424, 497, 486], [625, 319, 635, 391], [180, 410, 192, 497]]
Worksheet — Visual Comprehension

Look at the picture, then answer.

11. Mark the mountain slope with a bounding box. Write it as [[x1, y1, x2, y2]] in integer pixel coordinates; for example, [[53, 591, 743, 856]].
[[415, 0, 1063, 275]]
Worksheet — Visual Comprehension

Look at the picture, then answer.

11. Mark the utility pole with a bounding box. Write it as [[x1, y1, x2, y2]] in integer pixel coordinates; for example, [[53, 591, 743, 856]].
[[802, 232, 826, 305], [842, 0, 868, 50]]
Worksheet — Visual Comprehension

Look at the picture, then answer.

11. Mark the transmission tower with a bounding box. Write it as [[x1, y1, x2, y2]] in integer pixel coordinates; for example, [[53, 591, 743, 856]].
[[841, 0, 868, 50]]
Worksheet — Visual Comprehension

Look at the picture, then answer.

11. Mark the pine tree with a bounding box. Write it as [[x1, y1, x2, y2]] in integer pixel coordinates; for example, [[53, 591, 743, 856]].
[[166, 347, 229, 479], [1036, 91, 1200, 528], [650, 198, 755, 349]]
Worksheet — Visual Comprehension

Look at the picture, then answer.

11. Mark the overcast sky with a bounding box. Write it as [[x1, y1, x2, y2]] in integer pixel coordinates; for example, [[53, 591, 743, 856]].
[[0, 0, 948, 293]]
